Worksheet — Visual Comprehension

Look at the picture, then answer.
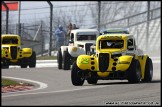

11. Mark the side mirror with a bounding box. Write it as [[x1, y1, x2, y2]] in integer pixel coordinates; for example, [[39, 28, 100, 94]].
[[69, 40, 74, 44], [128, 45, 134, 50]]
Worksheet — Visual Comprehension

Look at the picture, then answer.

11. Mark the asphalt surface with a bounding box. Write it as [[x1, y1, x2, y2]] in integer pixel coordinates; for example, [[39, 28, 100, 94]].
[[1, 60, 161, 106]]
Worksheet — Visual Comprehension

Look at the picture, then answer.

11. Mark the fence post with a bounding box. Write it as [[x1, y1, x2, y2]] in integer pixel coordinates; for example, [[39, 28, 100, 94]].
[[137, 28, 138, 46], [47, 1, 53, 56], [146, 1, 150, 52], [97, 1, 101, 32], [127, 18, 129, 27], [2, 1, 9, 34], [41, 21, 43, 56], [18, 1, 21, 37]]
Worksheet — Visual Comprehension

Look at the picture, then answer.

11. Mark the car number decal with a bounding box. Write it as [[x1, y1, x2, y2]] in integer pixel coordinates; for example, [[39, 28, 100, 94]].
[[2, 50, 4, 55], [78, 58, 89, 64]]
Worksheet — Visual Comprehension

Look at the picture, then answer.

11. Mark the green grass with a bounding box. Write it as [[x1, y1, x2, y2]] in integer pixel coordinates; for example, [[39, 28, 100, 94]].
[[1, 78, 20, 86], [36, 56, 57, 60]]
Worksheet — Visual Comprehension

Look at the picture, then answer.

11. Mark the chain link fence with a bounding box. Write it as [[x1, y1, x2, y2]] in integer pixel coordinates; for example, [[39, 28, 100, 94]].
[[1, 2, 161, 57]]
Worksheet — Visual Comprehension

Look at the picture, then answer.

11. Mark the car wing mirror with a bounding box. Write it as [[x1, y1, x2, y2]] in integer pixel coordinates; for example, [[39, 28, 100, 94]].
[[69, 40, 74, 44], [128, 46, 134, 50]]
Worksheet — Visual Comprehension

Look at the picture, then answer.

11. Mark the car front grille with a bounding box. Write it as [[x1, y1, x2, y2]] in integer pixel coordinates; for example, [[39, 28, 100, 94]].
[[99, 53, 109, 72], [10, 46, 17, 60]]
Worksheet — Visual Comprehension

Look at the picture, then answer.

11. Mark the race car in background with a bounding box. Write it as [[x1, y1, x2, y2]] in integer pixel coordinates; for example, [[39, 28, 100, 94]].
[[1, 34, 36, 68], [57, 29, 99, 70]]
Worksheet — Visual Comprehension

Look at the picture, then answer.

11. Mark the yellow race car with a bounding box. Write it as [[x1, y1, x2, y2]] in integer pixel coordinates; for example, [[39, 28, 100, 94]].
[[71, 33, 153, 86], [1, 34, 36, 68]]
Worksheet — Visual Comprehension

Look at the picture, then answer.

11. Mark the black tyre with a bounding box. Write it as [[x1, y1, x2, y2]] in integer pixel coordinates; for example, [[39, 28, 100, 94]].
[[87, 78, 98, 84], [2, 65, 9, 69], [142, 57, 153, 82], [1, 60, 9, 69], [29, 51, 36, 68], [127, 58, 141, 83], [62, 50, 70, 70], [57, 48, 62, 69], [21, 64, 28, 68], [71, 61, 84, 86]]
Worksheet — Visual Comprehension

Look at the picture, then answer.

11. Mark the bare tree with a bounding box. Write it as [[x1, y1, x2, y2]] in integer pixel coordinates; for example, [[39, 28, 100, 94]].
[[52, 3, 88, 31], [67, 3, 88, 28], [88, 1, 148, 29], [88, 1, 127, 29]]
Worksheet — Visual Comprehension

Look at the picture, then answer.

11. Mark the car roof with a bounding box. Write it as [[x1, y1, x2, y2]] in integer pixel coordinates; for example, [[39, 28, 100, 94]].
[[1, 34, 20, 37], [98, 34, 134, 40], [101, 33, 132, 37], [71, 29, 98, 33]]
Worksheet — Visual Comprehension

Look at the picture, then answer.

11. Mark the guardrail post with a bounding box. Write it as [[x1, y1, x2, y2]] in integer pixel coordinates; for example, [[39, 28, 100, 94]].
[[47, 1, 53, 56], [97, 1, 101, 32], [2, 1, 9, 34], [146, 1, 150, 52]]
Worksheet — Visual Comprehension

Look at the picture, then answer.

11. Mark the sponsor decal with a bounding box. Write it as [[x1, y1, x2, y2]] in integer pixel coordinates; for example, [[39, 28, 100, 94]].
[[118, 61, 130, 64], [78, 58, 89, 64], [23, 52, 31, 54], [2, 50, 4, 55]]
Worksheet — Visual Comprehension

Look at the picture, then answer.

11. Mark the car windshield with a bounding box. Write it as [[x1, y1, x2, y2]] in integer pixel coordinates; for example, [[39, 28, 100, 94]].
[[2, 38, 18, 44], [99, 40, 124, 49], [77, 35, 96, 41]]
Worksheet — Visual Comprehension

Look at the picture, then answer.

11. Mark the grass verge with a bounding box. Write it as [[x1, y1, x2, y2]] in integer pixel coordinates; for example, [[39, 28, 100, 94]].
[[2, 78, 33, 87], [2, 78, 20, 86]]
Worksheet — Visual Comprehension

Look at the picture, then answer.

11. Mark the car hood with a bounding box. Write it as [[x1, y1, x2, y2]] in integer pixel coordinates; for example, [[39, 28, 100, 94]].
[[75, 40, 96, 45]]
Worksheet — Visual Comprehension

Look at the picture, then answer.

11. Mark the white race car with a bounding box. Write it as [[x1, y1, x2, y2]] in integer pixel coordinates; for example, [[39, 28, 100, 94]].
[[57, 29, 99, 70]]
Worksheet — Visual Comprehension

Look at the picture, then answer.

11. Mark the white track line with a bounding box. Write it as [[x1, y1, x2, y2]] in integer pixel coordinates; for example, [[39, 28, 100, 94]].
[[2, 85, 107, 98], [2, 76, 48, 93]]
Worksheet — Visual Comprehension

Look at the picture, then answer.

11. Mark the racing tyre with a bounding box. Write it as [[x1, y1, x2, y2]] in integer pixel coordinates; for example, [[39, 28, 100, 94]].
[[57, 48, 62, 69], [29, 51, 36, 68], [71, 61, 84, 86], [21, 64, 28, 68], [87, 78, 98, 84], [2, 60, 9, 69], [127, 58, 141, 83], [142, 57, 153, 82], [2, 65, 9, 69], [62, 50, 70, 70]]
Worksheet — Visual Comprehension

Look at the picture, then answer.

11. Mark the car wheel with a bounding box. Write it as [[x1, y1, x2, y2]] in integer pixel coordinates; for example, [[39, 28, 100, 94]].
[[2, 65, 9, 69], [2, 60, 9, 69], [87, 78, 98, 84], [142, 57, 153, 82], [71, 61, 84, 86], [57, 48, 62, 69], [29, 51, 36, 68], [21, 64, 28, 68], [62, 50, 70, 70], [127, 58, 141, 83]]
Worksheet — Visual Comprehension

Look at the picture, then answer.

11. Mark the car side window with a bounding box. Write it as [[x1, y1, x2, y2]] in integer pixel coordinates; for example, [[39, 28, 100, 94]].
[[70, 33, 74, 41]]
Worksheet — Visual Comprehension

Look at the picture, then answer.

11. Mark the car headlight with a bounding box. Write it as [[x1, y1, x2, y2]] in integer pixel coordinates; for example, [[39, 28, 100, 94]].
[[72, 47, 77, 52]]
